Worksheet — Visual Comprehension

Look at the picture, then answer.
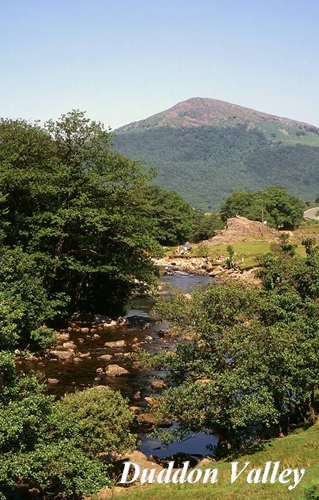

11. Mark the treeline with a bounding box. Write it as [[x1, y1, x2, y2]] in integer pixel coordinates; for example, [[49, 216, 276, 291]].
[[220, 186, 305, 229], [113, 124, 319, 210]]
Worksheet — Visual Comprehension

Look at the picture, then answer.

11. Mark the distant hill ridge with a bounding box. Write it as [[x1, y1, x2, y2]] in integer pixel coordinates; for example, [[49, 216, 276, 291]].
[[113, 98, 319, 210], [118, 97, 319, 139]]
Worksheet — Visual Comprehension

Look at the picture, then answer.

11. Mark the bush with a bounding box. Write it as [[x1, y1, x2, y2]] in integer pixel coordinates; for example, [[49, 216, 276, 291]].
[[51, 386, 135, 456], [303, 484, 319, 500], [0, 357, 135, 499]]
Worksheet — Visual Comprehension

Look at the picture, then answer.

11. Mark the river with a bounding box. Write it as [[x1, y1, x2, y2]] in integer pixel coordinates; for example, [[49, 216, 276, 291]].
[[20, 272, 218, 461]]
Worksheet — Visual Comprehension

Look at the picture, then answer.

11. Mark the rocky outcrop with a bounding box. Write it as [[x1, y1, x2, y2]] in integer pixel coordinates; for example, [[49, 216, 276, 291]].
[[204, 216, 279, 245]]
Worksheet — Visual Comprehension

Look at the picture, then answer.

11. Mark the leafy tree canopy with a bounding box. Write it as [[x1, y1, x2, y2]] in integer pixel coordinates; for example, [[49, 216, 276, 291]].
[[0, 111, 164, 350], [220, 186, 304, 229], [0, 353, 134, 499], [138, 238, 319, 453]]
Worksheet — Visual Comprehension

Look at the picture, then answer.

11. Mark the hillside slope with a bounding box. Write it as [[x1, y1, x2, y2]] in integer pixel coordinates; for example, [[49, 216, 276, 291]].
[[113, 99, 319, 210]]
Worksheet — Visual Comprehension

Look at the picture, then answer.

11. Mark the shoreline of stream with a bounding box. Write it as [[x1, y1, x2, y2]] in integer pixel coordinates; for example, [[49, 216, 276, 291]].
[[17, 271, 218, 460]]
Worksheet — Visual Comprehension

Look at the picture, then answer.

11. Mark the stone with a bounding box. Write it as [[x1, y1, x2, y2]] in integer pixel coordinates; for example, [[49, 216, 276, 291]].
[[92, 333, 100, 339], [145, 396, 160, 408], [129, 406, 140, 413], [145, 335, 153, 341], [133, 391, 141, 400], [136, 413, 172, 427], [48, 378, 59, 384], [103, 320, 117, 327], [58, 333, 70, 341], [79, 352, 91, 358], [80, 327, 89, 333], [151, 379, 167, 390], [78, 338, 85, 343], [49, 350, 74, 360], [73, 357, 82, 363], [96, 367, 104, 375], [97, 354, 112, 361], [104, 340, 127, 348], [62, 342, 75, 350], [125, 451, 148, 462], [105, 364, 129, 377], [198, 457, 214, 466]]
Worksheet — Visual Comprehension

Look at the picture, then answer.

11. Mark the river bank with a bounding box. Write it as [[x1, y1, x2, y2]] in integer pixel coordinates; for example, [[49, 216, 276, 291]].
[[156, 256, 260, 285], [17, 273, 218, 460]]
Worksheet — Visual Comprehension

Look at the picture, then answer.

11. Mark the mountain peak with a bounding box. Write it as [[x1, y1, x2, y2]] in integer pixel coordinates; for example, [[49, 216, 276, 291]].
[[117, 97, 317, 136]]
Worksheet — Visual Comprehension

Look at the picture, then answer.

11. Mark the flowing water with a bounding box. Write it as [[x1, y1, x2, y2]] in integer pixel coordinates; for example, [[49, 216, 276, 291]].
[[20, 272, 218, 460]]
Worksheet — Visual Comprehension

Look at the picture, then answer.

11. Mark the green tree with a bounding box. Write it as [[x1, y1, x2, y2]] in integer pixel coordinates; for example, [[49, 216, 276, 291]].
[[220, 187, 304, 229], [0, 353, 134, 499], [138, 244, 319, 452], [0, 111, 161, 320], [189, 211, 224, 243], [145, 186, 195, 246]]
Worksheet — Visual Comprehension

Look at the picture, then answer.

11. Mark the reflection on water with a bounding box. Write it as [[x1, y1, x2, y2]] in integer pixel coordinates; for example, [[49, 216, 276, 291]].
[[20, 273, 217, 458], [141, 431, 218, 460]]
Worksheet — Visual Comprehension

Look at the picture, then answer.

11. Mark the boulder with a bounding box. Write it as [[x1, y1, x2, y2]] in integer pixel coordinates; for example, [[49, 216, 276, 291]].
[[62, 342, 76, 350], [49, 350, 74, 360], [105, 364, 129, 377], [103, 320, 117, 327], [104, 340, 127, 348], [97, 354, 112, 361], [48, 378, 59, 384], [133, 390, 141, 400], [58, 333, 70, 342], [145, 396, 160, 408], [151, 379, 167, 390]]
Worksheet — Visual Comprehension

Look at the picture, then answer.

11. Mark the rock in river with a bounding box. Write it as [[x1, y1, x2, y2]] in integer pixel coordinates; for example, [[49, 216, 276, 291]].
[[104, 340, 127, 348], [48, 378, 59, 384], [49, 350, 74, 361], [97, 354, 112, 361], [105, 364, 129, 377]]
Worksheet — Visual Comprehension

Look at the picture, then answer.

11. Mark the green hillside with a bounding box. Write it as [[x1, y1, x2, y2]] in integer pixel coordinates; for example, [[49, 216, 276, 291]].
[[113, 98, 319, 210]]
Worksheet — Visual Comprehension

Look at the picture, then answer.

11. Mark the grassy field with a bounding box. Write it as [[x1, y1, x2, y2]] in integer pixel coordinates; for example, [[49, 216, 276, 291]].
[[181, 221, 319, 269], [113, 422, 319, 500]]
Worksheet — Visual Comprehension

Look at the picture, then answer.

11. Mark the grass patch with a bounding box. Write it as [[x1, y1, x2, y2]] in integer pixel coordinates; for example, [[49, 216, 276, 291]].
[[189, 240, 307, 269], [115, 422, 319, 500]]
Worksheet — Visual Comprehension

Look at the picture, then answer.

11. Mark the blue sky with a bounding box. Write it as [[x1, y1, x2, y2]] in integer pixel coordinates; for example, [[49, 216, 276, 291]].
[[1, 0, 319, 129]]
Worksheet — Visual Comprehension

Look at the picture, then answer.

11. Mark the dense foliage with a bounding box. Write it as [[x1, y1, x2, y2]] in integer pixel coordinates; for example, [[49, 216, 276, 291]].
[[113, 124, 319, 210], [139, 237, 319, 453], [189, 211, 224, 242], [0, 354, 134, 499], [145, 186, 194, 246], [0, 111, 165, 349], [220, 186, 304, 229], [145, 186, 224, 245]]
